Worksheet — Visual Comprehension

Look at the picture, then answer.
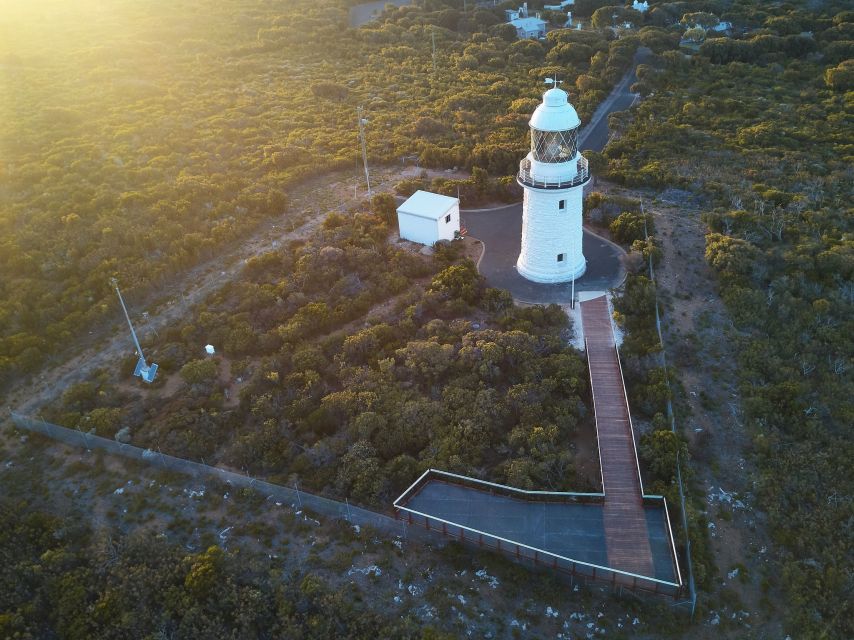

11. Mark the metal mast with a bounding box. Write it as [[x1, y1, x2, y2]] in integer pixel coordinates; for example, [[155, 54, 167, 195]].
[[112, 279, 158, 383], [357, 106, 372, 198]]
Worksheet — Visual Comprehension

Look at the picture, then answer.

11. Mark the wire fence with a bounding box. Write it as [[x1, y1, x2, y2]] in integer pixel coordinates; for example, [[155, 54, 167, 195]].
[[8, 411, 432, 544], [10, 409, 694, 606], [641, 204, 699, 617]]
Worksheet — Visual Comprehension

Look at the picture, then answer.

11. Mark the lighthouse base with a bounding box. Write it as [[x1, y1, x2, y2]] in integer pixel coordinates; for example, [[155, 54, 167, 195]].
[[516, 256, 586, 284]]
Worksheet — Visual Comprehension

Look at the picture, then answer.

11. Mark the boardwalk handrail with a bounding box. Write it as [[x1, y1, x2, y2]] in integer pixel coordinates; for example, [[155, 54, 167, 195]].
[[394, 468, 604, 510], [584, 336, 608, 496], [613, 341, 647, 496]]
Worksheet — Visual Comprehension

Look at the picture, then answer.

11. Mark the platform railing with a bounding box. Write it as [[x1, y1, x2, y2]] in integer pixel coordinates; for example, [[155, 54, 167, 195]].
[[395, 507, 684, 598], [517, 156, 589, 189]]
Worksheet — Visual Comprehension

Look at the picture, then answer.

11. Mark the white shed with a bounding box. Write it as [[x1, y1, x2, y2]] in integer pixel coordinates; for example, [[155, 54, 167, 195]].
[[396, 190, 460, 246]]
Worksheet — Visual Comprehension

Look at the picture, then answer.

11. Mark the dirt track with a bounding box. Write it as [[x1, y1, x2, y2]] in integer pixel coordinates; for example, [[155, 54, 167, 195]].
[[0, 167, 414, 421]]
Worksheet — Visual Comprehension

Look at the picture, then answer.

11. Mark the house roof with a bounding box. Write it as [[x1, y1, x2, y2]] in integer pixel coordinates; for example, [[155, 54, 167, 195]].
[[510, 17, 546, 30], [397, 190, 459, 221]]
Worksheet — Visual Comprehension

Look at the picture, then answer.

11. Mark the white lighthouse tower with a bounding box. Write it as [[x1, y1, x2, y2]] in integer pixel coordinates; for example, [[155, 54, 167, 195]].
[[516, 82, 590, 283]]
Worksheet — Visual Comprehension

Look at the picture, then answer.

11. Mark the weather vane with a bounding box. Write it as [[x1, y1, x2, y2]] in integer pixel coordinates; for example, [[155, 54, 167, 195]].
[[544, 76, 563, 88]]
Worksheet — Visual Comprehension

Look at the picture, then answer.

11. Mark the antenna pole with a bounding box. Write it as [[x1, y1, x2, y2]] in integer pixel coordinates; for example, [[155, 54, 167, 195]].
[[432, 30, 436, 72], [357, 106, 372, 199], [571, 271, 576, 309], [113, 280, 145, 361]]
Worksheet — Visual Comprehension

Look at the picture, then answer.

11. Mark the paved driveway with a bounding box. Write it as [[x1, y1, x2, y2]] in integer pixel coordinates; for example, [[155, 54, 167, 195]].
[[462, 204, 625, 303]]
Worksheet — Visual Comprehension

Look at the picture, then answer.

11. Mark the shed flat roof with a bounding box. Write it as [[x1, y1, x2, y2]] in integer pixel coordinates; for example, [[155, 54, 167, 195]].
[[397, 190, 459, 220]]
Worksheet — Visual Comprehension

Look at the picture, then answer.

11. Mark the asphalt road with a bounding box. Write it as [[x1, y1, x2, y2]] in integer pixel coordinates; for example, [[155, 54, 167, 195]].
[[578, 47, 650, 153], [462, 204, 625, 303], [349, 0, 411, 27]]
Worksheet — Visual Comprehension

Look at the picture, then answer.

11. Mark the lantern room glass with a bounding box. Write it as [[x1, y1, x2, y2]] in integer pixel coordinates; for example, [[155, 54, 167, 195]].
[[531, 127, 578, 163]]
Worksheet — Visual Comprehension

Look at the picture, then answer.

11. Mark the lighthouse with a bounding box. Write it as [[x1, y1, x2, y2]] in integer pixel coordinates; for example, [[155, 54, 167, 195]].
[[516, 83, 590, 283]]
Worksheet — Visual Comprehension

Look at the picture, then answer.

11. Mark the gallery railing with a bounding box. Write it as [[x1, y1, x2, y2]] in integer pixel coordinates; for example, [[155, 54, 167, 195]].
[[517, 156, 590, 189]]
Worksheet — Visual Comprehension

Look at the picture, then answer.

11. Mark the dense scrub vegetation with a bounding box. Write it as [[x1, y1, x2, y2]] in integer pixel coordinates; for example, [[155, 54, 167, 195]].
[[0, 0, 638, 388], [601, 2, 852, 637], [0, 494, 442, 639], [47, 206, 592, 506]]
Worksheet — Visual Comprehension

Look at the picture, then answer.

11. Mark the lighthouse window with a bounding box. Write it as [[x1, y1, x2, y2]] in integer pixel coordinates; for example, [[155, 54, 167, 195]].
[[557, 253, 565, 262], [558, 200, 566, 210], [531, 128, 578, 163], [445, 214, 451, 223]]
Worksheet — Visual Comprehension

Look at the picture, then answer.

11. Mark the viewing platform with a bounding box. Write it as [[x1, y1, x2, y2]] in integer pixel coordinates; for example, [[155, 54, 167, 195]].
[[517, 156, 590, 190], [394, 295, 683, 597]]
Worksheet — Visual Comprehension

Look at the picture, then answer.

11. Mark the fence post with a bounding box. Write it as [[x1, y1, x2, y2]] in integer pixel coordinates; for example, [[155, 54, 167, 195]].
[[75, 425, 90, 449]]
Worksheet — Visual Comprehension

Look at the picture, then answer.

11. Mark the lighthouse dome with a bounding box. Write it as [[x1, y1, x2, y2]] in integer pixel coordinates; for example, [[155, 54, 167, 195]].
[[529, 87, 581, 132]]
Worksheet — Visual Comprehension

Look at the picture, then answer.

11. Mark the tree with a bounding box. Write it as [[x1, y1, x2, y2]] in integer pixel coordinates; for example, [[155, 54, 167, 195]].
[[309, 82, 348, 102], [335, 441, 384, 503], [81, 407, 122, 437], [682, 26, 706, 43], [591, 6, 621, 29], [609, 211, 652, 244], [428, 261, 483, 304], [370, 192, 397, 225], [824, 60, 854, 91], [395, 340, 455, 384], [680, 12, 719, 29], [180, 358, 218, 385], [704, 233, 760, 283], [640, 429, 686, 482], [184, 545, 225, 600]]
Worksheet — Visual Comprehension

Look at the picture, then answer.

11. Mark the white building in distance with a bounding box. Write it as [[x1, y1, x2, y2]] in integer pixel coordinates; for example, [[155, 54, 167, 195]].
[[397, 190, 460, 246], [510, 16, 547, 39], [516, 85, 589, 283], [506, 3, 546, 39], [544, 0, 574, 10]]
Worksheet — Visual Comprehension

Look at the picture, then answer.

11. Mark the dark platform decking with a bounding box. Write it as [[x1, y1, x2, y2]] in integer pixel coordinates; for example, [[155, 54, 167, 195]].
[[402, 478, 678, 584]]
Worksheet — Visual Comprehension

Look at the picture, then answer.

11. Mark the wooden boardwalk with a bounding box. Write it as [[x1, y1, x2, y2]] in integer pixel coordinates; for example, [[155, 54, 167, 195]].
[[581, 295, 655, 579]]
